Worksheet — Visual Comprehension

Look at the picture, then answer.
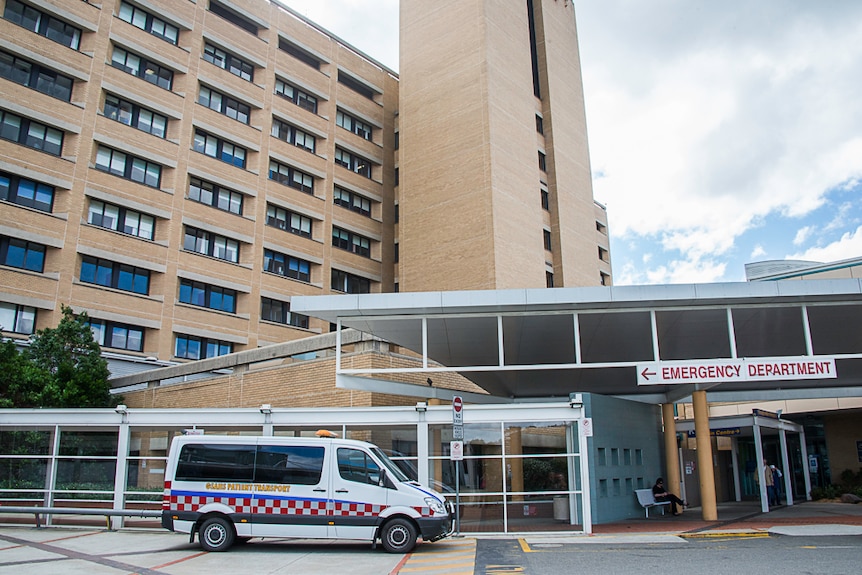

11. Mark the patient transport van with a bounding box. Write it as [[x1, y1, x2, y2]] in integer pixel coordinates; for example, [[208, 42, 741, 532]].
[[161, 433, 452, 553]]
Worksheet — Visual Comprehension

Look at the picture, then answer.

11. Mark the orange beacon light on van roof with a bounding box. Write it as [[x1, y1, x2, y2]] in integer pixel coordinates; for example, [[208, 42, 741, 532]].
[[315, 429, 338, 438]]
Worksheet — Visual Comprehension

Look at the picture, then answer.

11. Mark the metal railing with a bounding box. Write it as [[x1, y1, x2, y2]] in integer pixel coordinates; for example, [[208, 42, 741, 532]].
[[0, 505, 161, 529]]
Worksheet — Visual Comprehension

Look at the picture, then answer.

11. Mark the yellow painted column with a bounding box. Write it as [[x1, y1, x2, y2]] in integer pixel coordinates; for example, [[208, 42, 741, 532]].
[[508, 426, 524, 500], [693, 390, 717, 521], [429, 398, 443, 487], [661, 404, 682, 500]]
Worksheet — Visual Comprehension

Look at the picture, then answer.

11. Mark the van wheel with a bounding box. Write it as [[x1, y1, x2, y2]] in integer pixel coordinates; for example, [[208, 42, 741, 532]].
[[380, 518, 417, 553], [199, 517, 235, 552]]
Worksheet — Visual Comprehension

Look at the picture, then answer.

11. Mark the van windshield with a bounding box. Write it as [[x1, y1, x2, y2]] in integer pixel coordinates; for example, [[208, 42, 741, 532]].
[[370, 447, 411, 483]]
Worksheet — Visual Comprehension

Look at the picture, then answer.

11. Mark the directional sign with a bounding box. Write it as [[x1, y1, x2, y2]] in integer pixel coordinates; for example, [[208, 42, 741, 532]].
[[637, 357, 836, 385]]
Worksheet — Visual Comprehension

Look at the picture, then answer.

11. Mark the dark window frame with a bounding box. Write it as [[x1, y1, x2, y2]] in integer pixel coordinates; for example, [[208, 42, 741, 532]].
[[332, 226, 371, 258], [79, 255, 150, 295], [87, 318, 144, 352], [336, 109, 373, 141], [338, 71, 375, 101], [183, 225, 240, 263], [274, 78, 318, 114], [271, 118, 315, 153], [331, 269, 370, 294], [0, 302, 36, 334], [263, 249, 311, 283], [334, 147, 372, 179], [208, 0, 258, 35], [188, 177, 243, 215], [203, 42, 253, 82], [198, 85, 250, 125], [278, 37, 321, 70], [0, 110, 63, 156], [266, 204, 312, 238], [118, 1, 178, 45], [88, 198, 155, 240], [0, 235, 46, 273], [0, 50, 73, 101], [0, 170, 55, 213], [95, 145, 162, 188], [193, 129, 247, 169], [333, 186, 372, 217], [175, 333, 232, 360], [261, 296, 309, 329], [179, 278, 237, 313], [269, 160, 314, 194], [111, 46, 173, 90], [104, 93, 167, 138], [4, 0, 81, 50]]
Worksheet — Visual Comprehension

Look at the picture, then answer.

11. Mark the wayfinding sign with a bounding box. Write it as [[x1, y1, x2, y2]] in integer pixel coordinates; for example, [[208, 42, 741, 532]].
[[637, 357, 837, 385]]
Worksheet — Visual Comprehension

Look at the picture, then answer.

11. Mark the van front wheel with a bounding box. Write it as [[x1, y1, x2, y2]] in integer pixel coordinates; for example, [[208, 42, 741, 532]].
[[199, 517, 235, 552], [380, 518, 417, 553]]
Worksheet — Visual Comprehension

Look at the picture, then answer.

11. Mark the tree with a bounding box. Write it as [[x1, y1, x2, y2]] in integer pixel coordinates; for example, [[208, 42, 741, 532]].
[[0, 305, 119, 408]]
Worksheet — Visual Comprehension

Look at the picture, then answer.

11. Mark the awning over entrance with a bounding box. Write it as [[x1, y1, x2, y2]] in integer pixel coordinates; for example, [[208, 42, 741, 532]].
[[292, 279, 862, 403]]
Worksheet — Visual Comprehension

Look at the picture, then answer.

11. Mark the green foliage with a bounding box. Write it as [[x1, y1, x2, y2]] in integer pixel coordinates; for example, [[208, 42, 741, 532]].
[[0, 305, 120, 408], [810, 467, 862, 500]]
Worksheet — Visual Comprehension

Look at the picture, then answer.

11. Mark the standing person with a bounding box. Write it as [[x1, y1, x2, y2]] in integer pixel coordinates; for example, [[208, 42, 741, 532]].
[[762, 459, 776, 506], [652, 477, 687, 516], [771, 464, 783, 505]]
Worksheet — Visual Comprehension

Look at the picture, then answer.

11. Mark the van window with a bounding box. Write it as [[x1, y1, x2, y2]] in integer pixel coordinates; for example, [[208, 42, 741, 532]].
[[177, 443, 255, 482], [255, 445, 324, 484], [337, 447, 381, 485], [176, 443, 325, 485]]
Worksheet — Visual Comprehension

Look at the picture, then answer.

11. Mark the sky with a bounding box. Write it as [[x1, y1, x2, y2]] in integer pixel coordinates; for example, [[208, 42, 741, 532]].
[[277, 1, 862, 285]]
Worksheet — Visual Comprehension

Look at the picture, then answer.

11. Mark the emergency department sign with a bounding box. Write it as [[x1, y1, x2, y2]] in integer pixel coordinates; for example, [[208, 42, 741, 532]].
[[637, 357, 837, 385]]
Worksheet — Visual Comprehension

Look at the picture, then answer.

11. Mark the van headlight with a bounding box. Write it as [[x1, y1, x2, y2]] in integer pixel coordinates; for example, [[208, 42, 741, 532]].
[[425, 497, 446, 515]]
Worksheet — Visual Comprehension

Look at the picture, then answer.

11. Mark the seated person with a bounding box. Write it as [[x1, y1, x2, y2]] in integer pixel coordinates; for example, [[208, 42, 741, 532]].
[[652, 477, 687, 515]]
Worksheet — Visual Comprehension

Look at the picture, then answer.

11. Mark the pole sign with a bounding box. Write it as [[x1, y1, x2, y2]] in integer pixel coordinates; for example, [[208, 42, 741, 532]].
[[450, 440, 464, 461], [452, 395, 464, 439], [637, 357, 836, 385]]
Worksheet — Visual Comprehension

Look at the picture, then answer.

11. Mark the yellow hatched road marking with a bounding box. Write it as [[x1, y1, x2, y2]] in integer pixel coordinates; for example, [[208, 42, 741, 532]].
[[518, 538, 533, 553], [399, 561, 476, 572], [395, 538, 477, 575]]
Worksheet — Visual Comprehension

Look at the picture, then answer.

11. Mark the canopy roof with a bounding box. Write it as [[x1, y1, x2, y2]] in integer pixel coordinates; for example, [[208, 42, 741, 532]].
[[291, 280, 862, 403]]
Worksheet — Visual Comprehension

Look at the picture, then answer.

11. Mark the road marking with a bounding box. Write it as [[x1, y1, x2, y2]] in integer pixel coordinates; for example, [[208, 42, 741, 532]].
[[517, 538, 533, 553], [485, 566, 524, 574], [394, 538, 477, 575], [680, 532, 769, 539]]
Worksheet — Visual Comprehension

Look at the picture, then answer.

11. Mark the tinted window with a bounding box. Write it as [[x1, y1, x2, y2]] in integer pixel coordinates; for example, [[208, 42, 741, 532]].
[[255, 445, 324, 485], [337, 447, 381, 485], [176, 443, 255, 482]]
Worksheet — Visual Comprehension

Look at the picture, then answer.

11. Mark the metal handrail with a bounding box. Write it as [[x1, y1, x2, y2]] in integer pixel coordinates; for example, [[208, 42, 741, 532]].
[[0, 505, 161, 529]]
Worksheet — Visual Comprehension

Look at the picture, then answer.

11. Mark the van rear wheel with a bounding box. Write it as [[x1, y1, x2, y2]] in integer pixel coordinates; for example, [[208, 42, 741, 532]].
[[199, 517, 235, 552], [380, 517, 417, 553]]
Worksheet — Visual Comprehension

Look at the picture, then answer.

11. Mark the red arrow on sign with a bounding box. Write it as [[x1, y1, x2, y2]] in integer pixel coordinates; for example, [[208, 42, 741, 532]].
[[640, 368, 656, 380]]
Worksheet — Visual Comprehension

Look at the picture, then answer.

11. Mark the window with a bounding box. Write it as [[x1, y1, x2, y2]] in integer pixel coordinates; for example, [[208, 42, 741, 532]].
[[104, 94, 167, 138], [271, 118, 315, 153], [118, 1, 178, 44], [333, 186, 371, 217], [0, 170, 54, 212], [0, 302, 35, 334], [87, 318, 143, 352], [0, 236, 45, 272], [188, 177, 243, 215], [203, 42, 253, 82], [264, 249, 310, 283], [4, 0, 81, 50], [337, 447, 380, 485], [269, 160, 314, 194], [546, 271, 554, 288], [332, 226, 371, 257], [111, 46, 173, 90], [334, 148, 372, 178], [175, 334, 232, 360], [193, 130, 246, 168], [209, 0, 258, 35], [274, 79, 317, 113], [0, 50, 73, 101], [336, 110, 372, 141], [88, 199, 154, 240], [80, 256, 150, 295], [266, 204, 311, 238], [198, 86, 250, 124], [543, 229, 552, 251], [596, 221, 608, 235], [394, 131, 399, 150], [278, 37, 320, 70], [599, 246, 609, 262], [338, 71, 375, 100], [261, 297, 309, 329], [95, 145, 161, 188], [541, 189, 549, 210], [175, 443, 324, 485], [536, 114, 544, 134], [179, 278, 236, 313], [394, 167, 399, 186], [0, 110, 63, 156], [538, 151, 546, 172], [394, 242, 399, 263], [331, 269, 370, 294], [183, 226, 239, 263], [600, 271, 611, 286]]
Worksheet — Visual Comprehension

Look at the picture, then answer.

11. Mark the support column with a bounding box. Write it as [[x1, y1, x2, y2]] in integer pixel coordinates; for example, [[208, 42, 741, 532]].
[[692, 390, 717, 521], [661, 404, 682, 500]]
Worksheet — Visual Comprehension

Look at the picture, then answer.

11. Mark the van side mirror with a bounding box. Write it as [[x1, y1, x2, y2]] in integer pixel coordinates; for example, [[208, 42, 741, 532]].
[[378, 468, 387, 487]]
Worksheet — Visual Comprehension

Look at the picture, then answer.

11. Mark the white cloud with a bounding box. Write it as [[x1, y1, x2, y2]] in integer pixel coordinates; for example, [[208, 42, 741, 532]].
[[750, 245, 766, 259], [793, 226, 814, 246], [789, 226, 862, 263]]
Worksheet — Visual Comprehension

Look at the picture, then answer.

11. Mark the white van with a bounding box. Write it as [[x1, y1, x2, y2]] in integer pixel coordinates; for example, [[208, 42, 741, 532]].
[[161, 433, 452, 553]]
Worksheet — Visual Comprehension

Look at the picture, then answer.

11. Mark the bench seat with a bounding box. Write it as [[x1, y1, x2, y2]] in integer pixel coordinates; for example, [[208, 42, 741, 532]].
[[634, 488, 672, 518]]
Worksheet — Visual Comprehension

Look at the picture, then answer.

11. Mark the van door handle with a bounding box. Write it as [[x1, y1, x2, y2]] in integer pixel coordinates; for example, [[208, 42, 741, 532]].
[[313, 488, 326, 492], [335, 489, 349, 493]]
